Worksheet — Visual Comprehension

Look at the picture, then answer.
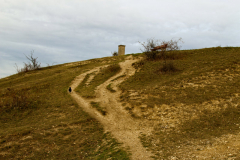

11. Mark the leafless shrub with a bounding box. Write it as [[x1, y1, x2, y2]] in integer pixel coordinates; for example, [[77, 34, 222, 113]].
[[15, 50, 41, 73], [24, 50, 41, 69], [112, 51, 118, 56], [46, 62, 57, 67], [14, 63, 21, 73], [138, 38, 183, 60], [139, 38, 183, 74], [138, 38, 160, 53], [161, 38, 183, 51]]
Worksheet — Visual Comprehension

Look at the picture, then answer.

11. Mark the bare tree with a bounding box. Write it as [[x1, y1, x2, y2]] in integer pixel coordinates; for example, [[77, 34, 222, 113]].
[[138, 38, 183, 61], [138, 38, 162, 60], [138, 38, 161, 53], [139, 38, 183, 73], [24, 50, 41, 70], [15, 50, 41, 73], [161, 38, 183, 51]]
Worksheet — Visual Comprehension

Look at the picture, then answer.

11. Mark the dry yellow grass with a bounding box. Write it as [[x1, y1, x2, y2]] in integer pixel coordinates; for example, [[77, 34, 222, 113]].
[[0, 55, 129, 159], [1, 47, 240, 159]]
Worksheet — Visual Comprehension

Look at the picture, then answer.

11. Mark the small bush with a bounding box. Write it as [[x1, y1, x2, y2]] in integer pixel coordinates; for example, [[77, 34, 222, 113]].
[[138, 38, 159, 53], [139, 38, 183, 61], [90, 102, 107, 115], [159, 61, 179, 73], [0, 88, 37, 113], [15, 50, 41, 73], [104, 64, 121, 73], [112, 51, 118, 56], [144, 51, 157, 60], [132, 59, 145, 69]]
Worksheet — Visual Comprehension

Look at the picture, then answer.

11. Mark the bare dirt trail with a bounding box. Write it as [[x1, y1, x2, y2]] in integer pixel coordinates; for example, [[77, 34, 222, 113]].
[[70, 56, 154, 160]]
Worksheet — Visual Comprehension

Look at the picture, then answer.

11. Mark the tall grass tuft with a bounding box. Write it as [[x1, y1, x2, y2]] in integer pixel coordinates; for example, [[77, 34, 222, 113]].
[[144, 51, 158, 60], [0, 88, 37, 113], [90, 101, 107, 115], [106, 83, 116, 92], [159, 61, 179, 73], [132, 59, 145, 69], [104, 63, 121, 73]]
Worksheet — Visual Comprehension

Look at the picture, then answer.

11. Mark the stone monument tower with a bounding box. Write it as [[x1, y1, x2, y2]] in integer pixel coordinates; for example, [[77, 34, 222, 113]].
[[118, 45, 125, 55]]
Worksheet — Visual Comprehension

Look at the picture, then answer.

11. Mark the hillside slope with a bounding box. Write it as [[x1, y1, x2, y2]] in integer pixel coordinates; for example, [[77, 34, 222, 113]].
[[1, 47, 240, 159], [0, 56, 130, 159], [70, 56, 153, 160], [119, 47, 240, 159]]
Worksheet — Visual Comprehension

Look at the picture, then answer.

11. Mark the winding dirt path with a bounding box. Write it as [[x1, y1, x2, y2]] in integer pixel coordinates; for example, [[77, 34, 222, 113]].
[[70, 56, 153, 160]]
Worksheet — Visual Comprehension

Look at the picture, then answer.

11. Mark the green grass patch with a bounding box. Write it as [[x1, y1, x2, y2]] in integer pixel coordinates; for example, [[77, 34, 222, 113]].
[[90, 101, 107, 115], [75, 63, 121, 98], [106, 83, 116, 93], [120, 47, 240, 158], [119, 47, 240, 106], [1, 47, 240, 159], [0, 56, 129, 159], [92, 132, 130, 160], [111, 74, 126, 82]]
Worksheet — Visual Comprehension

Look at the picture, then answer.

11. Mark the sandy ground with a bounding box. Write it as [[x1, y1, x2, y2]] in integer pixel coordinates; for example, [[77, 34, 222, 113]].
[[70, 56, 154, 160]]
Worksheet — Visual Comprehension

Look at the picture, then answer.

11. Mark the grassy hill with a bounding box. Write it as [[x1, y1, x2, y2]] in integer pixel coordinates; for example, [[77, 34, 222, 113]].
[[1, 47, 240, 159], [0, 56, 130, 159]]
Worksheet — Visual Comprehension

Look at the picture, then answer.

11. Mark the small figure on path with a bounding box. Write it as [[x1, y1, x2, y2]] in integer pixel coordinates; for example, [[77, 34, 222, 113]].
[[69, 87, 72, 93]]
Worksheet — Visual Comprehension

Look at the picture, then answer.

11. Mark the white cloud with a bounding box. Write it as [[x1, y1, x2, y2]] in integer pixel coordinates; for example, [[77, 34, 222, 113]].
[[0, 0, 240, 78]]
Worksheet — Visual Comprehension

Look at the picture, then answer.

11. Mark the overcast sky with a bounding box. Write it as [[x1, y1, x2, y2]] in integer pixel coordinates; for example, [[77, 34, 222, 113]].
[[0, 0, 240, 79]]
